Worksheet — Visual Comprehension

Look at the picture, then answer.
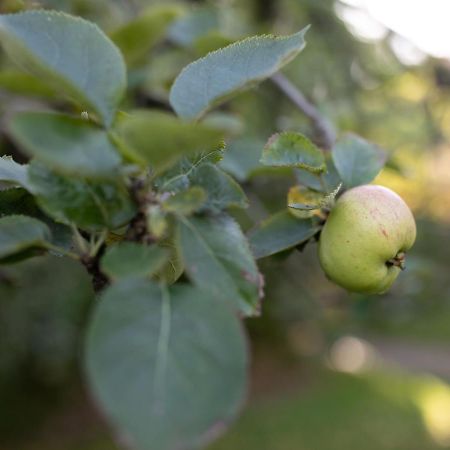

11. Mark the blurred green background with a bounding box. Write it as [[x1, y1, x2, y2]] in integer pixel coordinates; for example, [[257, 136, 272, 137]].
[[1, 0, 450, 449]]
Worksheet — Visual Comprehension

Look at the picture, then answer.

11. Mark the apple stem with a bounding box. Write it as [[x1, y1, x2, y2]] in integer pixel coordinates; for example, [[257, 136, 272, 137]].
[[386, 252, 406, 270]]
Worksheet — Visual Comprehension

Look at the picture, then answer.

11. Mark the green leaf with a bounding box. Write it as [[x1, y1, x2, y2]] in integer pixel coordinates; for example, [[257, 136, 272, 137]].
[[168, 7, 219, 47], [0, 155, 31, 190], [332, 133, 387, 188], [162, 186, 206, 215], [288, 183, 341, 218], [9, 112, 121, 178], [248, 210, 320, 259], [100, 242, 169, 280], [85, 279, 247, 450], [261, 132, 326, 173], [169, 27, 309, 119], [220, 137, 265, 181], [188, 163, 248, 212], [28, 161, 136, 231], [0, 255, 94, 382], [0, 69, 57, 98], [0, 214, 51, 261], [178, 214, 262, 316], [0, 10, 126, 127], [111, 5, 181, 66], [295, 155, 341, 192], [0, 188, 72, 249], [117, 110, 224, 173]]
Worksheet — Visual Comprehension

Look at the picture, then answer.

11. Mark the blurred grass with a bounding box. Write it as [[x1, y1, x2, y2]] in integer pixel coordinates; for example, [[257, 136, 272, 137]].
[[19, 369, 448, 450]]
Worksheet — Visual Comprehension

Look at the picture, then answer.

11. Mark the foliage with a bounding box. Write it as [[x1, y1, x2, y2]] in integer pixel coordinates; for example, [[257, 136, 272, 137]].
[[0, 4, 404, 450]]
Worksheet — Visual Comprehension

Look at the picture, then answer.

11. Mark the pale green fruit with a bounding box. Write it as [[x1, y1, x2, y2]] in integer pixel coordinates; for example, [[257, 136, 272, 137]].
[[318, 185, 416, 294]]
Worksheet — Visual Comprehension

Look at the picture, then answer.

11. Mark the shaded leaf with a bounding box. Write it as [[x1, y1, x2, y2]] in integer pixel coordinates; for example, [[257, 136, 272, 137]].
[[0, 255, 94, 382], [169, 28, 309, 119], [85, 279, 247, 450], [111, 5, 181, 66], [117, 110, 224, 173], [261, 132, 325, 173], [100, 242, 169, 280], [295, 155, 341, 192], [0, 214, 51, 261], [168, 7, 219, 47], [0, 10, 126, 126], [0, 187, 72, 249], [332, 133, 387, 188], [0, 155, 31, 190], [28, 161, 136, 231], [9, 112, 121, 178], [248, 210, 320, 259], [178, 214, 262, 316], [0, 69, 57, 98], [220, 137, 264, 181]]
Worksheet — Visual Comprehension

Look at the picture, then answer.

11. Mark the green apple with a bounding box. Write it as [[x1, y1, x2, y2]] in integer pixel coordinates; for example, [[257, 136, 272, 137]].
[[318, 185, 416, 294]]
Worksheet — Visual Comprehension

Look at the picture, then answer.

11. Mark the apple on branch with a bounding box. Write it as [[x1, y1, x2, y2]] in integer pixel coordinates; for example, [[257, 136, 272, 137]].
[[318, 185, 416, 294]]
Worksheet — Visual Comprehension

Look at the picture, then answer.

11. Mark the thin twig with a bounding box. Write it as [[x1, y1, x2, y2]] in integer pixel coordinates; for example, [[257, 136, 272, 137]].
[[271, 72, 336, 150]]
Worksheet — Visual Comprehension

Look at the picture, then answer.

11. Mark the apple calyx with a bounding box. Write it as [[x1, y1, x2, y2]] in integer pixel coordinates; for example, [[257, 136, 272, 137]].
[[386, 252, 406, 271]]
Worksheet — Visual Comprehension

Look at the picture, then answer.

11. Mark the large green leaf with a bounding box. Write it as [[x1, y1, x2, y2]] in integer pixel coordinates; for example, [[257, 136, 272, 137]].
[[332, 133, 387, 188], [111, 5, 181, 66], [0, 69, 57, 99], [178, 214, 262, 316], [28, 161, 136, 231], [85, 279, 247, 450], [0, 10, 126, 127], [169, 28, 309, 119], [9, 112, 121, 178], [188, 163, 248, 212], [0, 214, 51, 261], [100, 242, 170, 280], [117, 110, 224, 173], [248, 210, 320, 259], [0, 155, 31, 190], [0, 255, 94, 382], [261, 132, 326, 173]]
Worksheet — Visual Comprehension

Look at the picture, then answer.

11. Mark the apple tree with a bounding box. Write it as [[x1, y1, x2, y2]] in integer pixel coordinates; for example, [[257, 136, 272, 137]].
[[0, 7, 415, 450]]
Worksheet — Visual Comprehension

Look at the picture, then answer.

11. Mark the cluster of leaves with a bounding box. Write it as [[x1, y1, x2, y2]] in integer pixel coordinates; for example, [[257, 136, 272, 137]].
[[0, 6, 387, 450]]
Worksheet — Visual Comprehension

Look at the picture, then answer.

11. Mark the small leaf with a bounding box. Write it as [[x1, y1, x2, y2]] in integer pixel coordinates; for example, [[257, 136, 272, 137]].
[[0, 10, 126, 126], [248, 210, 320, 259], [261, 132, 326, 173], [162, 186, 206, 215], [0, 214, 51, 261], [100, 242, 170, 280], [178, 214, 262, 316], [169, 27, 309, 119], [295, 155, 341, 192], [0, 155, 31, 190], [0, 187, 72, 249], [220, 137, 265, 181], [85, 279, 247, 450], [9, 112, 121, 178], [188, 163, 248, 212], [111, 5, 182, 66], [332, 133, 387, 188], [28, 161, 136, 231], [117, 110, 224, 173], [288, 183, 341, 218]]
